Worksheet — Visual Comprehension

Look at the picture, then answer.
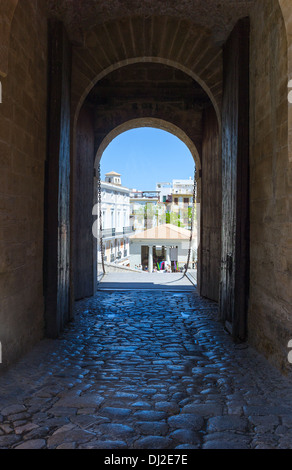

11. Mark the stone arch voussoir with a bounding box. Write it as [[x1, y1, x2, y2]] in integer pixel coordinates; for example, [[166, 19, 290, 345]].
[[94, 117, 201, 172]]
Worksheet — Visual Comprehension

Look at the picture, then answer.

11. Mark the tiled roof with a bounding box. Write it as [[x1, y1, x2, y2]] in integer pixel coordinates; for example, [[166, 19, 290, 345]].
[[130, 224, 192, 240]]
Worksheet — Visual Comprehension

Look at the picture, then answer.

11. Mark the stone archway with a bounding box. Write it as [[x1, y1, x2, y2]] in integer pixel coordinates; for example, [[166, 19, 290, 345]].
[[94, 119, 202, 285], [73, 62, 221, 300], [69, 17, 224, 304], [1, 0, 292, 374], [72, 58, 222, 303], [71, 17, 223, 134], [66, 11, 227, 311], [94, 118, 201, 172], [73, 56, 222, 135], [94, 119, 201, 286]]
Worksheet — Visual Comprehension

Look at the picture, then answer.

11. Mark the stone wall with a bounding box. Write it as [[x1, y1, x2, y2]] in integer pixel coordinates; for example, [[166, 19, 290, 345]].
[[0, 0, 47, 368], [200, 105, 221, 302], [249, 0, 292, 372], [90, 63, 206, 160], [0, 0, 19, 78], [279, 0, 292, 164], [73, 104, 96, 301]]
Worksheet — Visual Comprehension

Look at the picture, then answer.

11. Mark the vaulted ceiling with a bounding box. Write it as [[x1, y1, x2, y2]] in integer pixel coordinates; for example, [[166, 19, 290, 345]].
[[46, 0, 255, 45]]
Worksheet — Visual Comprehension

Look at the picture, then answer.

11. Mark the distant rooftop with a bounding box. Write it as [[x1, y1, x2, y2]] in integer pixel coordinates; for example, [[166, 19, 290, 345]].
[[105, 171, 121, 176], [130, 223, 191, 240]]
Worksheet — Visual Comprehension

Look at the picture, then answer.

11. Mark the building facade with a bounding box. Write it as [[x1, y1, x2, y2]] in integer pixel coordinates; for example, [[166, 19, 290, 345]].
[[129, 223, 197, 272], [95, 172, 132, 263], [156, 178, 195, 229], [130, 190, 160, 234]]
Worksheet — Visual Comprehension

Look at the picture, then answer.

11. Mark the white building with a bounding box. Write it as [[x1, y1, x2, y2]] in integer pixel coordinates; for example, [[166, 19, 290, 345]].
[[96, 171, 132, 263], [156, 178, 194, 201], [172, 177, 194, 196], [129, 223, 197, 272], [130, 190, 160, 234], [155, 177, 195, 229], [156, 182, 173, 203]]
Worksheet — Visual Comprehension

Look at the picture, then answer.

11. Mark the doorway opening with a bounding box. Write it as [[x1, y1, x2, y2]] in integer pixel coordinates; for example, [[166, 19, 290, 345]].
[[73, 61, 221, 309], [95, 126, 199, 290]]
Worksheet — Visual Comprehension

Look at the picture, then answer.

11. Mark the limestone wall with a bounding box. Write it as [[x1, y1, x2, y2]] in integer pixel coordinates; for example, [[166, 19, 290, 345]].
[[0, 0, 47, 368], [249, 0, 292, 372], [200, 105, 221, 302]]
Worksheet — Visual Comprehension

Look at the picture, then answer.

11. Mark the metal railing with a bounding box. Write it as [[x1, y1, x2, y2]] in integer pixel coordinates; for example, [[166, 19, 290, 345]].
[[102, 228, 116, 237], [102, 226, 133, 237], [123, 226, 133, 234]]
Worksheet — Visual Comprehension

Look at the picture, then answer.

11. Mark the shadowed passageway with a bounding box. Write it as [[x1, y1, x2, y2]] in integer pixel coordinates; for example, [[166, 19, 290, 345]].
[[0, 289, 292, 449]]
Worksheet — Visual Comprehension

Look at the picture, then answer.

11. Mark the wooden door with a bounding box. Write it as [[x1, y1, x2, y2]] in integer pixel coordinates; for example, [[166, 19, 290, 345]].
[[220, 18, 250, 342], [45, 21, 71, 337]]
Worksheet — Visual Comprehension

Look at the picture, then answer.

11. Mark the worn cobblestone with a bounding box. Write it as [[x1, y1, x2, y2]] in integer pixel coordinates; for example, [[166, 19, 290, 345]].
[[0, 289, 292, 449]]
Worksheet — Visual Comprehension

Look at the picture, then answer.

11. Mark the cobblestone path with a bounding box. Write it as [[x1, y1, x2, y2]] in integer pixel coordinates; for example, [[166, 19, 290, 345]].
[[1, 289, 292, 449]]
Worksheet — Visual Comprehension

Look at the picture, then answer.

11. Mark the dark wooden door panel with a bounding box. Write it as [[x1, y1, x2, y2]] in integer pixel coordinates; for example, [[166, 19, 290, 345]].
[[44, 21, 71, 338], [220, 18, 250, 341]]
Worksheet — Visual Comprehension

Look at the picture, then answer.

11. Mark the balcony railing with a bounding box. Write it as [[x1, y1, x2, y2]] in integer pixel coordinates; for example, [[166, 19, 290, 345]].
[[102, 226, 134, 238], [130, 191, 160, 199], [123, 226, 133, 234], [102, 228, 115, 237]]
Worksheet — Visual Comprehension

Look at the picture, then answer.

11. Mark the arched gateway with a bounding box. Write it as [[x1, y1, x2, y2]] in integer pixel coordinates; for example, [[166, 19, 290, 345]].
[[0, 0, 291, 374]]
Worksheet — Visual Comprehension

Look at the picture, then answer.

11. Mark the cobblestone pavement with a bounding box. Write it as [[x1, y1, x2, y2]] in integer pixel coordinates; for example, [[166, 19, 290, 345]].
[[1, 289, 292, 449]]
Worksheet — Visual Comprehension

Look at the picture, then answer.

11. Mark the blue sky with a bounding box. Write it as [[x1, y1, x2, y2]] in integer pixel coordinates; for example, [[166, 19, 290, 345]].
[[101, 128, 195, 191]]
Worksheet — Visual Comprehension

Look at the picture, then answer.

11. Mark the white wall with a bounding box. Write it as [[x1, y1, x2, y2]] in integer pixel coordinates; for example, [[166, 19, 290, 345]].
[[129, 242, 142, 269]]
